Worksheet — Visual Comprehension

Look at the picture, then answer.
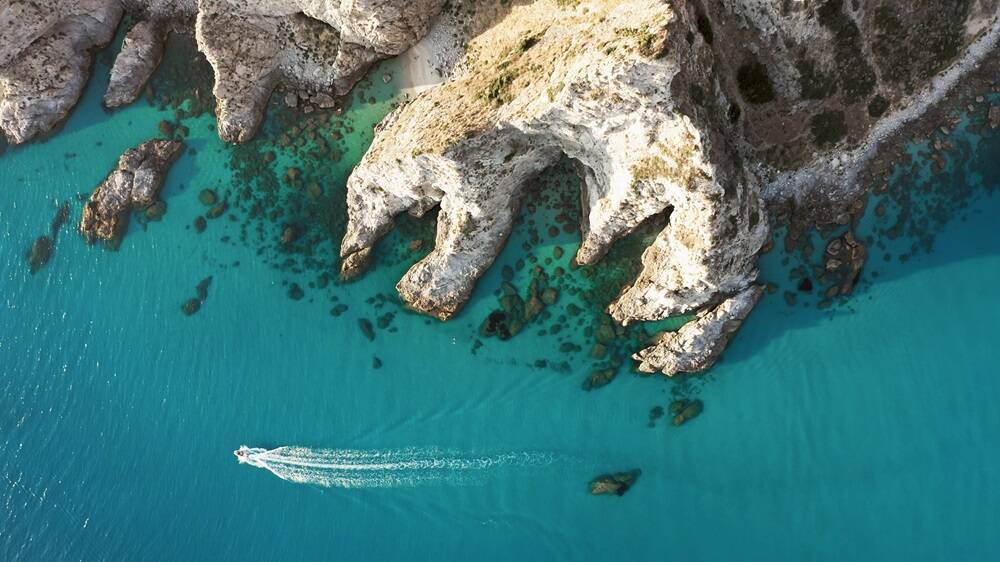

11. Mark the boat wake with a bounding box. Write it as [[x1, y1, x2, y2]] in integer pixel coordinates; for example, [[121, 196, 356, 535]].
[[234, 445, 558, 488]]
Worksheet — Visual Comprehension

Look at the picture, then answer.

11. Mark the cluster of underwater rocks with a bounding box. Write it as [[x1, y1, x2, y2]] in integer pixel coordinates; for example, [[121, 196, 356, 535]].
[[769, 63, 1000, 311]]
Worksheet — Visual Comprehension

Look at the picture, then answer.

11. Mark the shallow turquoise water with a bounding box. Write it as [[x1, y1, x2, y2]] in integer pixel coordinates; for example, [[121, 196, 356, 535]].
[[2, 45, 1000, 561]]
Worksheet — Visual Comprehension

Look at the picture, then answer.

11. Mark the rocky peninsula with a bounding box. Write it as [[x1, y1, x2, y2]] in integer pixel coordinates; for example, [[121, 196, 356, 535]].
[[340, 0, 1000, 374], [3, 0, 998, 375]]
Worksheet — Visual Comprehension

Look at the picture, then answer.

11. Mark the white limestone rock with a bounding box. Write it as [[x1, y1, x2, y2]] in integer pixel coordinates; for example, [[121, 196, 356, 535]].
[[195, 0, 443, 142], [104, 20, 169, 108], [634, 285, 764, 376], [341, 0, 768, 331]]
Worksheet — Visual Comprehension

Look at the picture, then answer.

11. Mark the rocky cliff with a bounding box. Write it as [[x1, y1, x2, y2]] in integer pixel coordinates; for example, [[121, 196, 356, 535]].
[[0, 0, 443, 143], [3, 0, 998, 376], [340, 0, 1000, 375]]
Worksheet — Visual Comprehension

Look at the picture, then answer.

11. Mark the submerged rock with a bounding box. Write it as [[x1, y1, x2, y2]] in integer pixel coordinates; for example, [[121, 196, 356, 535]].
[[671, 399, 704, 426], [589, 469, 641, 496], [582, 368, 617, 391], [50, 201, 70, 237], [358, 318, 375, 341], [144, 200, 167, 221], [196, 276, 213, 301], [198, 189, 218, 206], [27, 201, 72, 274], [205, 200, 228, 219], [648, 405, 664, 427], [79, 139, 184, 246], [26, 236, 53, 274], [181, 298, 201, 316], [280, 225, 300, 245]]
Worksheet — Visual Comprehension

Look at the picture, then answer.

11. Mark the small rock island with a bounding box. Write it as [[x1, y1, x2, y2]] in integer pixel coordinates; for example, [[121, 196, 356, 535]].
[[79, 139, 184, 247]]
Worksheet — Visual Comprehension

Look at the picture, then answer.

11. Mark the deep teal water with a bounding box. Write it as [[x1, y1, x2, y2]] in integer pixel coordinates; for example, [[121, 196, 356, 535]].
[[2, 44, 1000, 561]]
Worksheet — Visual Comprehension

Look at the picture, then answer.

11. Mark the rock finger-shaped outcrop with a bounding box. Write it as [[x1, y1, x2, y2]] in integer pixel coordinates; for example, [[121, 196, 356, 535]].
[[392, 132, 557, 319], [341, 0, 768, 352], [342, 121, 558, 317], [634, 284, 763, 376], [196, 3, 337, 142], [104, 20, 169, 108]]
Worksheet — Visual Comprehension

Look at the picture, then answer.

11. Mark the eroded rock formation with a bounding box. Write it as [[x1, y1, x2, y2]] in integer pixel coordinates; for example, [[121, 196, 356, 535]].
[[635, 285, 763, 376], [79, 139, 184, 246], [4, 0, 998, 376], [340, 0, 1000, 375]]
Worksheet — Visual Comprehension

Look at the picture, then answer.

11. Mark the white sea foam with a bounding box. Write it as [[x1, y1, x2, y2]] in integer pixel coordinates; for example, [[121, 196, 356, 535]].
[[237, 446, 557, 488]]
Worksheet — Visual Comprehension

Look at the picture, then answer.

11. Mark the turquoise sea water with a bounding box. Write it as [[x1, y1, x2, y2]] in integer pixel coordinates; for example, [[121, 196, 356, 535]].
[[2, 40, 1000, 561]]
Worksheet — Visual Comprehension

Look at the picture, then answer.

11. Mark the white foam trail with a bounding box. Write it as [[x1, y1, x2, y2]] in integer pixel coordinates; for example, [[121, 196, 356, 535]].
[[236, 446, 558, 488]]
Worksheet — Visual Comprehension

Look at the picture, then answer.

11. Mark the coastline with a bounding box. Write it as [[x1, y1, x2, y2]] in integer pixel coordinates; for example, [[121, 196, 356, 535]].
[[395, 14, 462, 97]]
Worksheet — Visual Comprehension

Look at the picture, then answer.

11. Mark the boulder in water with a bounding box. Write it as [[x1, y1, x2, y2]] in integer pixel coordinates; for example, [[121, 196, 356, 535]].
[[824, 231, 867, 296], [181, 298, 201, 316], [358, 318, 375, 341], [582, 368, 617, 391], [589, 469, 641, 496], [79, 139, 183, 246], [144, 200, 167, 221], [198, 189, 218, 206], [671, 399, 704, 426]]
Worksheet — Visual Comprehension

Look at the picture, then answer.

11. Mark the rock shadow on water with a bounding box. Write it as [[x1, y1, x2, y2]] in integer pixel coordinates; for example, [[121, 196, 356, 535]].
[[720, 118, 1000, 370]]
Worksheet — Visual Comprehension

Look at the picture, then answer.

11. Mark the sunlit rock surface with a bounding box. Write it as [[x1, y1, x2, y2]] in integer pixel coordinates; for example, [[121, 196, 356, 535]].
[[341, 0, 1000, 374]]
